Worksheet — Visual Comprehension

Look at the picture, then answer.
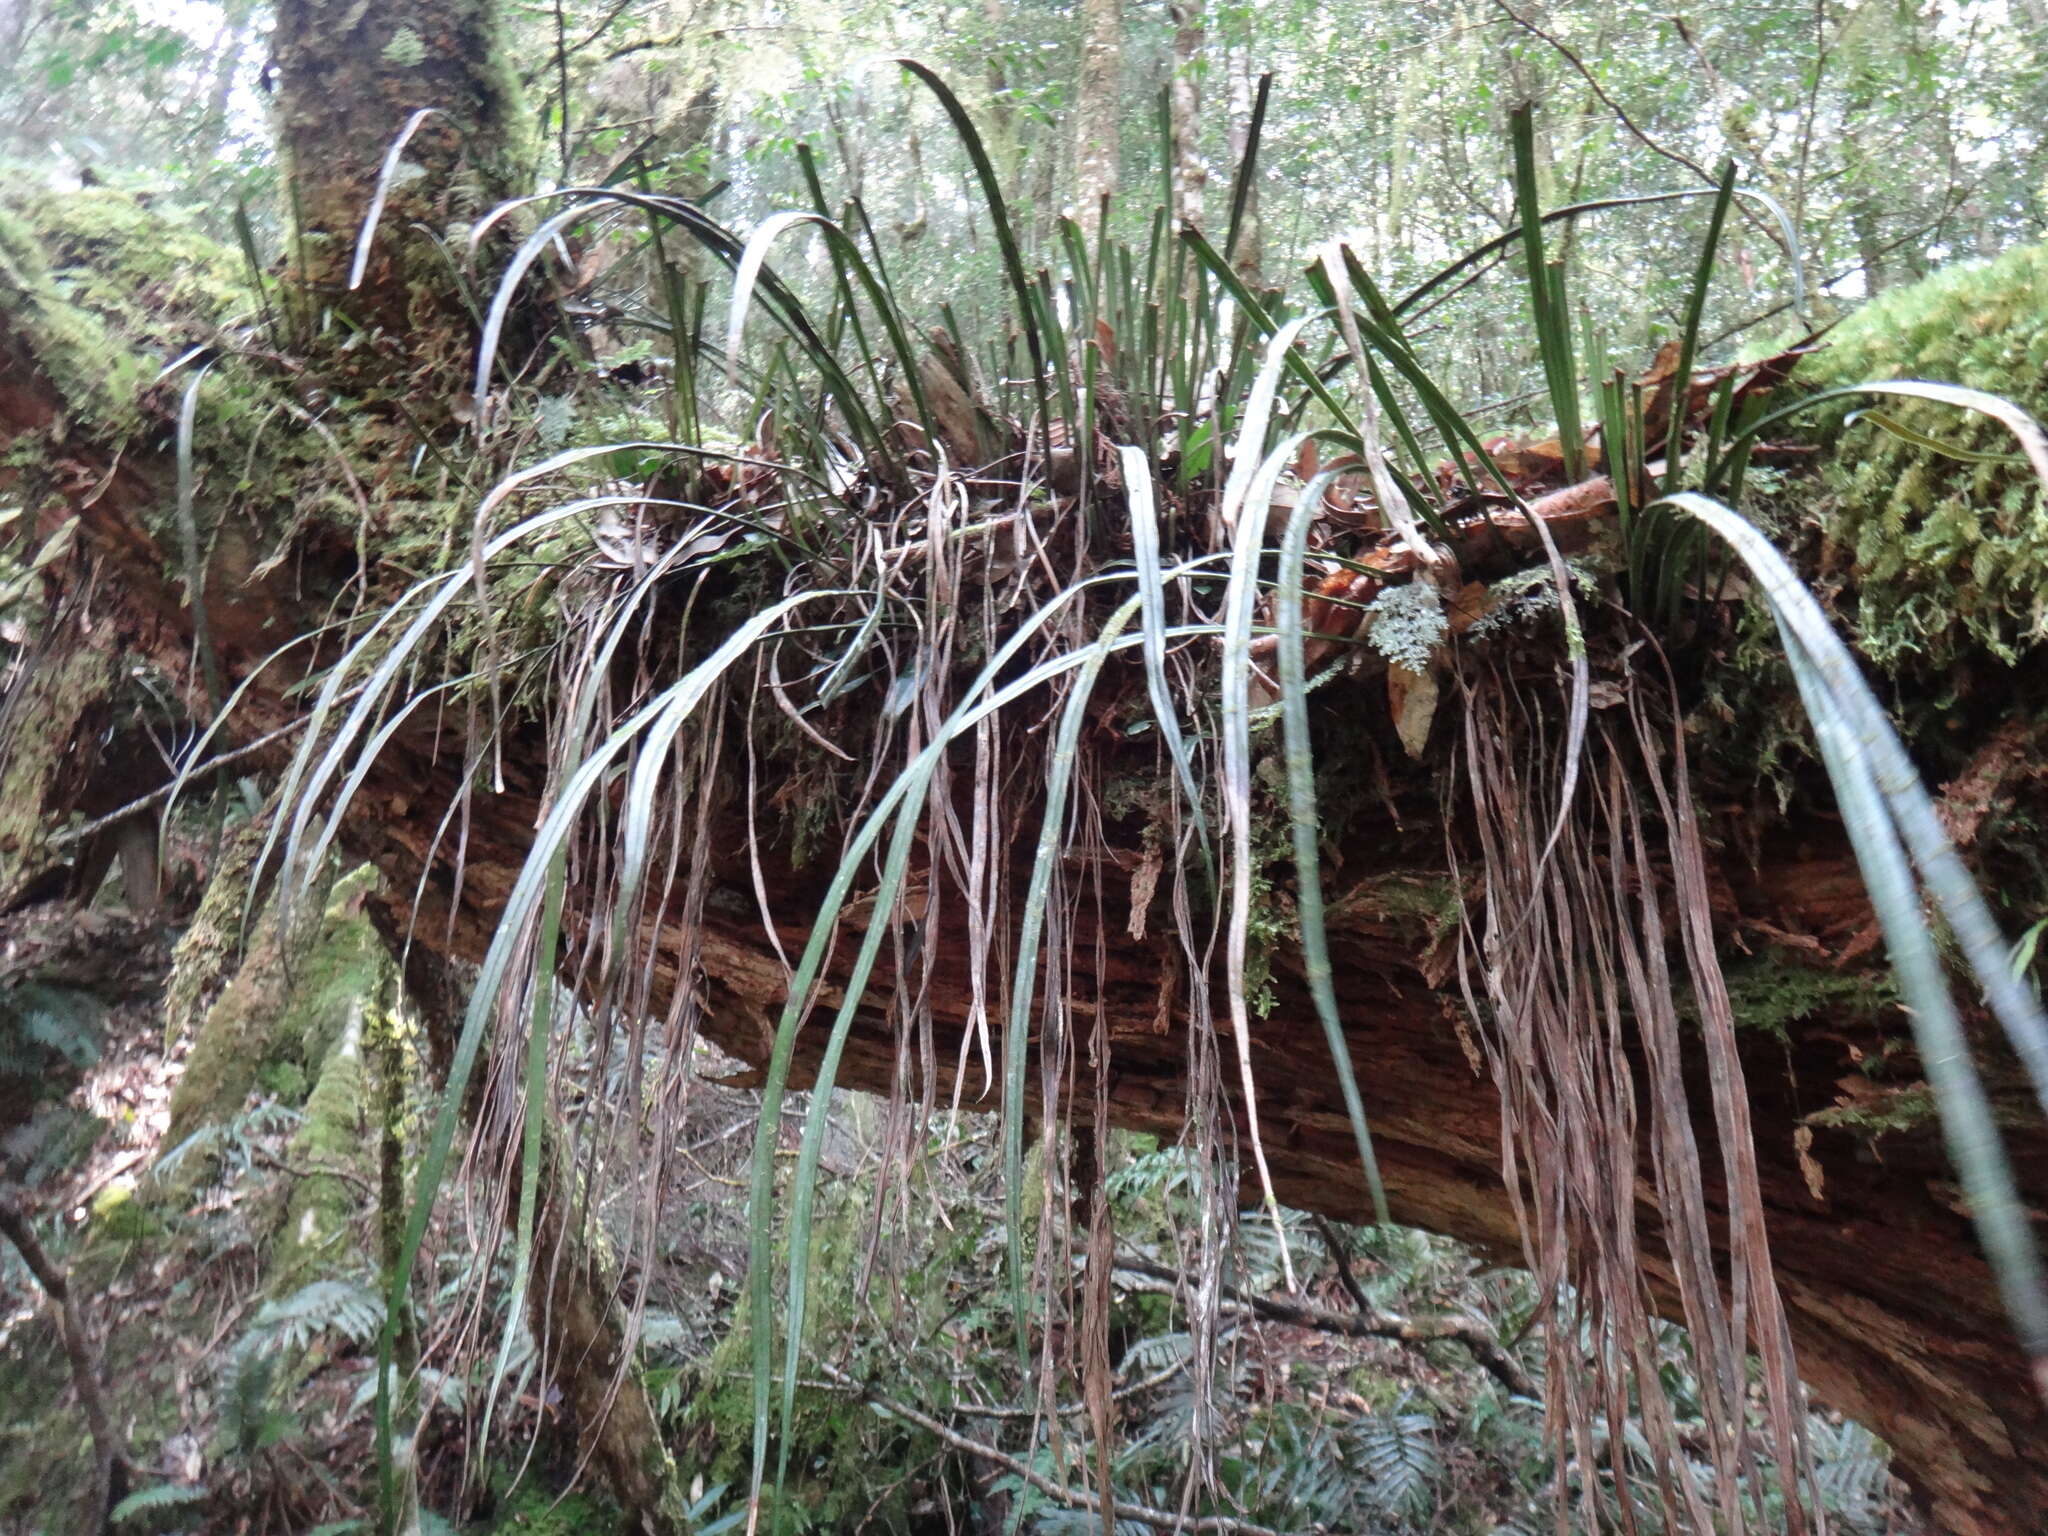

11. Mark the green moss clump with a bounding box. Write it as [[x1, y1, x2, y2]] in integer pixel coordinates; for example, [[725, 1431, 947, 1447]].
[[90, 1177, 159, 1241], [1795, 243, 2048, 671], [1333, 870, 1462, 946], [0, 187, 244, 442], [0, 205, 152, 439], [19, 187, 245, 342], [162, 864, 389, 1156], [1711, 949, 1898, 1044], [1805, 1081, 1938, 1138], [163, 816, 270, 1046], [482, 1475, 618, 1534], [268, 1013, 369, 1289], [273, 864, 390, 1068]]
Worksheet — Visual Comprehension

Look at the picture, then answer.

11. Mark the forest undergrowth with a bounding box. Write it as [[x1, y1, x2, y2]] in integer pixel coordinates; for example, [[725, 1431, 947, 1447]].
[[4, 35, 2047, 1536]]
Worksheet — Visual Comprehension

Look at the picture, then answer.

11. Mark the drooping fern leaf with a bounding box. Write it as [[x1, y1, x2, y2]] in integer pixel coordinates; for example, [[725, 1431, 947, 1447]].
[[110, 1484, 208, 1524], [246, 1278, 384, 1354], [1347, 1410, 1441, 1520]]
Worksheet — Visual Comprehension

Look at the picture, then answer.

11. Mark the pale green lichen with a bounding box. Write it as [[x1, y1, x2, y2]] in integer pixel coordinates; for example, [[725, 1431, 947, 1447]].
[[1364, 580, 1449, 672], [382, 24, 428, 67], [88, 1177, 159, 1241]]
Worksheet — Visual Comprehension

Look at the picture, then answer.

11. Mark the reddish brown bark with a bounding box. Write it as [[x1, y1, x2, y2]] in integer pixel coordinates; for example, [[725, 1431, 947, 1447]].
[[350, 722, 2048, 1536]]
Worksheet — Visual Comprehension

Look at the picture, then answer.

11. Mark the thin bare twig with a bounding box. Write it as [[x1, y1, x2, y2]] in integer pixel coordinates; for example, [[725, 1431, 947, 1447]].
[[816, 1362, 1298, 1536], [1114, 1253, 1538, 1399], [50, 717, 309, 848], [1311, 1214, 1373, 1312], [956, 1321, 1239, 1420], [250, 1147, 379, 1199], [1488, 0, 1715, 183], [0, 1188, 128, 1532], [1488, 0, 1789, 263]]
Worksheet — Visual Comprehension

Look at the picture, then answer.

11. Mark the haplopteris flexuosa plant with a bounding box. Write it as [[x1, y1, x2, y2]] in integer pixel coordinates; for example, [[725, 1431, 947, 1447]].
[[240, 64, 2048, 1533]]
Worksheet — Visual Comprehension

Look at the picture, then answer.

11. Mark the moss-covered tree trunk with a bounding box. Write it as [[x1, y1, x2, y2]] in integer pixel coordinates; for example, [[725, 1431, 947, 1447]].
[[0, 6, 690, 1527], [7, 274, 2048, 1531], [530, 1133, 690, 1536], [0, 603, 118, 910], [271, 0, 528, 356]]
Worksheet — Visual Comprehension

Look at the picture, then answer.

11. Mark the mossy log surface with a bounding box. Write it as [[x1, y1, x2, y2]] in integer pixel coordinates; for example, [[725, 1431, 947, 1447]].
[[6, 199, 2048, 1530]]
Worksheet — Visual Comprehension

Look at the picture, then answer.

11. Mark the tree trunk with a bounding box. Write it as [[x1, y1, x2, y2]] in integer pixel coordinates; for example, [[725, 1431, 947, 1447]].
[[1072, 0, 1122, 241], [344, 733, 2047, 1536], [270, 0, 528, 363], [529, 1131, 689, 1536], [8, 259, 2048, 1524], [6, 262, 2048, 1525], [1224, 48, 1261, 281], [981, 0, 1021, 190], [0, 594, 119, 909], [1168, 0, 1206, 233]]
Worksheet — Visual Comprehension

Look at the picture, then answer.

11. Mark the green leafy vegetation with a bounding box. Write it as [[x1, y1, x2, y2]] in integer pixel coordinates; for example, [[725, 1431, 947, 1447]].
[[1799, 243, 2048, 670], [6, 3, 2048, 1535]]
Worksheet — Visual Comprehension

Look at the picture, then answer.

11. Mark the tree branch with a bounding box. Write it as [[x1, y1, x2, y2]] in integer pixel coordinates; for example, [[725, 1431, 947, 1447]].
[[816, 1362, 1297, 1536], [1113, 1253, 1538, 1399], [1488, 0, 1715, 184], [48, 716, 310, 849], [0, 1188, 128, 1532]]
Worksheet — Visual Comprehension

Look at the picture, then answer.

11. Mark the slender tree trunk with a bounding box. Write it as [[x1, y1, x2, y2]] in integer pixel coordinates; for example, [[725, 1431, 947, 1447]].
[[0, 1188, 128, 1533], [1073, 0, 1123, 241], [394, 943, 688, 1536], [188, 0, 257, 168], [530, 1134, 689, 1536], [1224, 48, 1262, 281], [981, 0, 1021, 189], [1852, 197, 1888, 295], [1168, 0, 1206, 232]]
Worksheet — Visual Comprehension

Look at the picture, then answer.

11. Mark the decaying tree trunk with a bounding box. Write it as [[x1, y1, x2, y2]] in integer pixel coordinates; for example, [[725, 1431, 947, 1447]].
[[5, 255, 2048, 1527], [0, 592, 129, 911], [293, 687, 2036, 1535]]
